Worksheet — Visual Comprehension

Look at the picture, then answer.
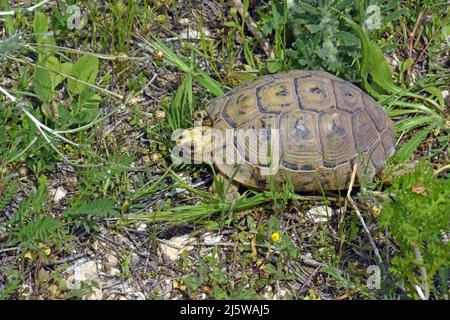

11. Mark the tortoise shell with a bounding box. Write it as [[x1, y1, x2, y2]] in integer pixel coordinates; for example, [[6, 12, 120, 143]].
[[206, 70, 396, 191]]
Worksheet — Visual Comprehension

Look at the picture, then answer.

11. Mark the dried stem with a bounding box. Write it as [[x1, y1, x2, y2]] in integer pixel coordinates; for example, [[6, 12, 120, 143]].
[[413, 242, 429, 300], [0, 0, 51, 16], [347, 163, 385, 269], [233, 0, 273, 58]]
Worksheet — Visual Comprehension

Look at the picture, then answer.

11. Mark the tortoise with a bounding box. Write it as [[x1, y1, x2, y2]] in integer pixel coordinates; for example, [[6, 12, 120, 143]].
[[177, 70, 396, 192]]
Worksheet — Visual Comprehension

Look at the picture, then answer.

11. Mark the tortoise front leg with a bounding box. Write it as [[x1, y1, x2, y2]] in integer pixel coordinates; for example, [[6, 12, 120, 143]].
[[209, 172, 241, 202]]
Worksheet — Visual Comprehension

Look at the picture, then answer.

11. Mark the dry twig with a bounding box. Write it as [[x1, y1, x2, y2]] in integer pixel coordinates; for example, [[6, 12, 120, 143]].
[[347, 163, 384, 268], [233, 0, 273, 58]]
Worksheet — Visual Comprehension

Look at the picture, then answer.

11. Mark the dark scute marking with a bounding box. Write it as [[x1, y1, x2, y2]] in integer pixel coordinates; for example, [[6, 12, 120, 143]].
[[257, 178, 268, 187], [282, 160, 299, 171], [223, 114, 237, 128], [328, 120, 347, 138], [300, 73, 313, 78], [293, 77, 304, 110], [259, 106, 281, 114], [276, 85, 289, 96], [343, 88, 353, 98], [293, 119, 310, 139], [350, 156, 358, 168], [349, 108, 362, 115], [310, 86, 327, 99], [236, 93, 246, 104], [257, 105, 268, 115], [260, 119, 267, 128], [323, 159, 348, 168], [301, 164, 313, 171], [323, 159, 335, 168]]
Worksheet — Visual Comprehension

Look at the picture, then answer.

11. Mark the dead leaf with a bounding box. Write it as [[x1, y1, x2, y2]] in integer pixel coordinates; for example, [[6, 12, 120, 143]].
[[412, 183, 427, 195]]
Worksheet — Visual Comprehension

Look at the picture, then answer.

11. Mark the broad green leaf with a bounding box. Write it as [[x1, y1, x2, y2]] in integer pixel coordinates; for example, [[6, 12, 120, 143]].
[[1, 0, 14, 35], [34, 66, 53, 102], [194, 72, 224, 97], [267, 59, 283, 73], [223, 71, 257, 88], [223, 21, 239, 28], [394, 127, 432, 164], [34, 55, 61, 102], [423, 86, 445, 108], [61, 62, 73, 75], [399, 58, 414, 73], [33, 12, 56, 51], [395, 116, 437, 133], [54, 62, 72, 86], [46, 56, 63, 86], [343, 16, 401, 97], [67, 55, 99, 95], [73, 92, 101, 124]]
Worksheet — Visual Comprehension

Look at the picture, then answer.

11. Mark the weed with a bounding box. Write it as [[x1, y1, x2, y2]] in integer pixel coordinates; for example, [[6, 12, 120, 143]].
[[256, 0, 290, 73], [379, 162, 449, 299], [6, 176, 71, 264]]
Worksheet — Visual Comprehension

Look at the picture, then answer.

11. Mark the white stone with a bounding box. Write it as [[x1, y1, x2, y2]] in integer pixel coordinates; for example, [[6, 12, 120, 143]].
[[263, 286, 274, 300], [51, 186, 67, 203], [305, 205, 334, 223], [136, 223, 147, 232], [72, 260, 98, 282], [159, 235, 195, 262], [65, 259, 103, 300], [131, 252, 140, 265], [106, 254, 119, 268], [441, 230, 449, 244], [203, 232, 223, 244], [276, 288, 288, 299], [178, 28, 211, 40], [109, 267, 121, 277]]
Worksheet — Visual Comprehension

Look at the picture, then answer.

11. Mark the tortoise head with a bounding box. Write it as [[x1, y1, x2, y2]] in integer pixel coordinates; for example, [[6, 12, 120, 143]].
[[176, 127, 214, 163]]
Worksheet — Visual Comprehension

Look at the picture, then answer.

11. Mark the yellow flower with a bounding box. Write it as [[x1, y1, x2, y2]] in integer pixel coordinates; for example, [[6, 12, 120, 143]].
[[372, 205, 381, 217], [271, 232, 280, 242], [38, 243, 51, 256]]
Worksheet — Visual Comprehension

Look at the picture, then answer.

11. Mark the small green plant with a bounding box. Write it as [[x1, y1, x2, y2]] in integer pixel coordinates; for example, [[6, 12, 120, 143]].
[[343, 13, 449, 163], [268, 179, 295, 216], [0, 271, 22, 300], [256, 0, 289, 73], [379, 162, 449, 300], [286, 0, 405, 81], [182, 246, 261, 300], [226, 2, 258, 69], [63, 198, 119, 232], [6, 176, 71, 263], [287, 0, 360, 80]]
